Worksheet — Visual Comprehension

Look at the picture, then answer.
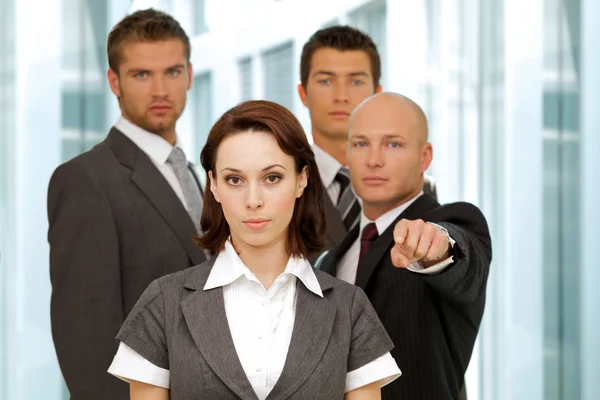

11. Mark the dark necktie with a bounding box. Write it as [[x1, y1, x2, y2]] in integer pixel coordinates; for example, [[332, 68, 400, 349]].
[[358, 222, 379, 265], [334, 167, 361, 230]]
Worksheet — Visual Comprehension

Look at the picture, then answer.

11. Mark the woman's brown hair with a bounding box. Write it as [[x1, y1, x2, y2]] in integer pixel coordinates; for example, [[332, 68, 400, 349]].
[[194, 100, 326, 258]]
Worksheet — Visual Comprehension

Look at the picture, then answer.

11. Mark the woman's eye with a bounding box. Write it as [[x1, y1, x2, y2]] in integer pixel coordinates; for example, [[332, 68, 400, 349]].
[[226, 176, 242, 185], [266, 175, 281, 184]]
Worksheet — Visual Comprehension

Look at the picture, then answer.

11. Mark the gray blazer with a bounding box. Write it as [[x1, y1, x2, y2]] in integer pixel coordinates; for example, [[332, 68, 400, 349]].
[[116, 259, 395, 399], [48, 128, 207, 399]]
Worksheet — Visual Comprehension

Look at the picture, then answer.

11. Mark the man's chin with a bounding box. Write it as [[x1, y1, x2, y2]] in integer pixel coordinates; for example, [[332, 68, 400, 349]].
[[142, 120, 174, 135], [321, 128, 348, 141]]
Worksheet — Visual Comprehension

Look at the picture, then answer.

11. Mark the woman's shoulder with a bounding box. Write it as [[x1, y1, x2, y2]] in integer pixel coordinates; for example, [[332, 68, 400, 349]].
[[312, 268, 363, 299], [153, 259, 216, 297]]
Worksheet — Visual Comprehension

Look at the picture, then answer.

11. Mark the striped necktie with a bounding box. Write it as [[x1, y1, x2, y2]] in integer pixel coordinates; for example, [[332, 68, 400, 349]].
[[335, 167, 361, 231]]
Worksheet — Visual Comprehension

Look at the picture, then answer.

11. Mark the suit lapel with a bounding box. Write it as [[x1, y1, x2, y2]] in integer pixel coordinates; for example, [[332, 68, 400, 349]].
[[354, 194, 440, 290], [266, 278, 335, 400], [320, 225, 359, 276], [188, 162, 205, 198], [106, 128, 206, 266], [323, 186, 347, 247], [181, 266, 258, 400]]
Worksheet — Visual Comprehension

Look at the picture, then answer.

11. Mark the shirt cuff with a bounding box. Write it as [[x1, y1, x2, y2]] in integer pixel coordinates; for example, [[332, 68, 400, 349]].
[[345, 352, 402, 393], [107, 342, 170, 389], [408, 222, 456, 275]]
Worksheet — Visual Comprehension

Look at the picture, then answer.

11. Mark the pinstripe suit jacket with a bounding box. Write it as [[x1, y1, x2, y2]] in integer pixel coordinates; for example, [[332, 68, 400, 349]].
[[319, 194, 492, 400]]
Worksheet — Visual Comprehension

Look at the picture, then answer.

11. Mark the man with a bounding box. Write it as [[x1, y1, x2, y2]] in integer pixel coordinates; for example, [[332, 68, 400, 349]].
[[319, 92, 492, 399], [47, 9, 207, 399], [297, 26, 437, 260]]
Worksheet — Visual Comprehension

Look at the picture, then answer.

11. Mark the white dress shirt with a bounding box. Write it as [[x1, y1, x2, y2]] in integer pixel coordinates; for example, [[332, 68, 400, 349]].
[[313, 144, 345, 204], [108, 240, 401, 398], [114, 116, 189, 209], [337, 192, 456, 284]]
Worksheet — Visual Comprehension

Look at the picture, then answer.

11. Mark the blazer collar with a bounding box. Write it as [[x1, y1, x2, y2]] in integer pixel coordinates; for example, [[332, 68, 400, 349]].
[[105, 128, 206, 266], [181, 260, 336, 400], [203, 241, 323, 297], [323, 185, 348, 247]]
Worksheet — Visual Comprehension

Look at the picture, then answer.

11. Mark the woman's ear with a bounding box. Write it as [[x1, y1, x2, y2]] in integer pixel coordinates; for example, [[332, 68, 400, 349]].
[[208, 171, 221, 203], [296, 166, 309, 198]]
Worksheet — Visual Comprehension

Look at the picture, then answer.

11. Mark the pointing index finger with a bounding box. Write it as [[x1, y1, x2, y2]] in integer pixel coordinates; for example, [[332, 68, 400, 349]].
[[393, 219, 410, 244]]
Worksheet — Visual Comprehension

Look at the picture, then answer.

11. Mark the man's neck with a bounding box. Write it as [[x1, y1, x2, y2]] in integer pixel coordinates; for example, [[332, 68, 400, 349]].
[[160, 131, 176, 147], [121, 114, 176, 146], [312, 132, 347, 166], [363, 186, 424, 221]]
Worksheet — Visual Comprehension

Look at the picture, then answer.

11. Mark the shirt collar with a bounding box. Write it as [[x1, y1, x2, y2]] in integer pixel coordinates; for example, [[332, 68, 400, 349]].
[[312, 144, 343, 189], [204, 240, 323, 297], [360, 191, 424, 235], [114, 116, 179, 165]]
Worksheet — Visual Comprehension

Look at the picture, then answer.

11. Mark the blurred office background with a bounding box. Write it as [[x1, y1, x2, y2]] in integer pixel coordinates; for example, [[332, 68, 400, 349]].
[[0, 0, 598, 399]]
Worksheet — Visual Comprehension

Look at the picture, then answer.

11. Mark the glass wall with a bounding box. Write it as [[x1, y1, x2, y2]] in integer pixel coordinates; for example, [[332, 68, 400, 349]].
[[1, 0, 598, 399], [542, 0, 582, 398]]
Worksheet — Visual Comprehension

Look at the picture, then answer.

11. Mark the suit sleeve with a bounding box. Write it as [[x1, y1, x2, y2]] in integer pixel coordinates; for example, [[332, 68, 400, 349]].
[[114, 280, 168, 370], [48, 161, 126, 399], [419, 203, 492, 305], [348, 287, 395, 372]]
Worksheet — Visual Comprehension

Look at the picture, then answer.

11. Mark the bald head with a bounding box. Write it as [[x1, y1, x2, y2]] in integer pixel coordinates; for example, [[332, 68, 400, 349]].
[[346, 92, 433, 220], [349, 92, 429, 143]]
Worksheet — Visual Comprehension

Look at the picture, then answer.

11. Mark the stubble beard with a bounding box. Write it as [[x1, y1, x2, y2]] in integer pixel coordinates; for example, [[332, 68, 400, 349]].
[[120, 93, 177, 136]]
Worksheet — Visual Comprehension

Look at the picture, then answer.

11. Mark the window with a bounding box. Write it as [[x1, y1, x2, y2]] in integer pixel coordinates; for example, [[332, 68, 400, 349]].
[[261, 41, 294, 110], [60, 0, 110, 162], [158, 0, 172, 13], [348, 0, 386, 87], [193, 72, 213, 153], [238, 56, 253, 101], [191, 0, 208, 35], [321, 18, 340, 28]]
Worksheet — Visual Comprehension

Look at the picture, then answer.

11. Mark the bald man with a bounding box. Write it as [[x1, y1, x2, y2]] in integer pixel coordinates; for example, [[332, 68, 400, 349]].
[[297, 26, 437, 266], [319, 93, 492, 400]]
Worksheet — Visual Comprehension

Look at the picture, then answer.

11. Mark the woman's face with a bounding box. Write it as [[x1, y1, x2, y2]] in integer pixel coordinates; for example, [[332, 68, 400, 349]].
[[209, 130, 308, 252]]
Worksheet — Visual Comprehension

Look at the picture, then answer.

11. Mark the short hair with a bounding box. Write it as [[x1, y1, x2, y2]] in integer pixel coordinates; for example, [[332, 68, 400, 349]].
[[107, 8, 191, 74], [300, 25, 381, 89], [194, 100, 326, 258]]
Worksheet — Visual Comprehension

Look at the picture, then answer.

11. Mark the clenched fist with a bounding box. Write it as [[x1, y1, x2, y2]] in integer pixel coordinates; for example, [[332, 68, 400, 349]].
[[391, 219, 451, 269]]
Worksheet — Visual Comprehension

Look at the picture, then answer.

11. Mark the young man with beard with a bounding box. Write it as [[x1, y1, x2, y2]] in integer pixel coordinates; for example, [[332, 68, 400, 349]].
[[47, 9, 207, 400]]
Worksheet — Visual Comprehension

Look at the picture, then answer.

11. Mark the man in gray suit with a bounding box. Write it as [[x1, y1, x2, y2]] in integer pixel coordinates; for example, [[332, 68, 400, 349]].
[[47, 9, 206, 400], [297, 26, 437, 261]]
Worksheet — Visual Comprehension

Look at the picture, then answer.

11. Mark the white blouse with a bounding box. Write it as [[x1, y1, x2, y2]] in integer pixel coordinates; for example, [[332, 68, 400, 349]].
[[109, 241, 401, 398]]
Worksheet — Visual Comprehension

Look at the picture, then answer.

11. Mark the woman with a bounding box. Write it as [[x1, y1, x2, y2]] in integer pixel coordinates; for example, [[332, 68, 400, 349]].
[[108, 100, 401, 399]]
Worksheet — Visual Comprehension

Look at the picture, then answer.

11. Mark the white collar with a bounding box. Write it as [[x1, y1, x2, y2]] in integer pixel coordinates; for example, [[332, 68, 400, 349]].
[[114, 116, 180, 165], [312, 144, 343, 189], [204, 241, 323, 297], [360, 191, 424, 236]]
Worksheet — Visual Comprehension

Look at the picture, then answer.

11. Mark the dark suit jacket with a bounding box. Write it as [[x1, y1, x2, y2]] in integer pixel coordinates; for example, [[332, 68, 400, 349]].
[[320, 194, 492, 400], [47, 128, 207, 400], [116, 259, 394, 399]]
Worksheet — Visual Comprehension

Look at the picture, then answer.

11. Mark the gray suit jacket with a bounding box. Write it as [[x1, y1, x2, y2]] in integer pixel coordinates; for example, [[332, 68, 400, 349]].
[[48, 128, 207, 399], [116, 259, 395, 399]]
